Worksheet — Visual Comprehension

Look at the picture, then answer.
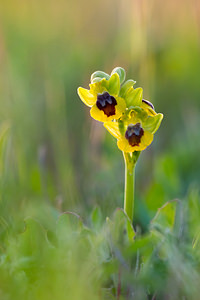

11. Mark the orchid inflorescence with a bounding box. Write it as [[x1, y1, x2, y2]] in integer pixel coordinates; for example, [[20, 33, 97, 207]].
[[77, 67, 163, 154]]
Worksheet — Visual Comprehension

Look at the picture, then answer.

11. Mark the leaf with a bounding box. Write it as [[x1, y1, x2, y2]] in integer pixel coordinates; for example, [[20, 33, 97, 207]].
[[17, 218, 49, 261], [192, 229, 200, 249], [127, 232, 158, 263], [150, 200, 177, 234], [57, 212, 83, 233], [91, 206, 102, 230], [46, 230, 58, 247], [187, 188, 200, 239], [108, 208, 136, 247], [56, 212, 83, 244]]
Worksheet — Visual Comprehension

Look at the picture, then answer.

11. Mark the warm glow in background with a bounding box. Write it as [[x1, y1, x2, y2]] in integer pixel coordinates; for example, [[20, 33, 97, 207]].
[[0, 0, 199, 223]]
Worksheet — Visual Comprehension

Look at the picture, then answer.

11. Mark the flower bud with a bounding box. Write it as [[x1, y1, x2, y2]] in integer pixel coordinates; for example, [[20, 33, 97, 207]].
[[90, 71, 110, 83], [111, 67, 126, 84]]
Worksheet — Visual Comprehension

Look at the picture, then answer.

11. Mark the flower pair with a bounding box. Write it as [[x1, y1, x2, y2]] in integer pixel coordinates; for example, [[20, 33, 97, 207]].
[[77, 67, 163, 153]]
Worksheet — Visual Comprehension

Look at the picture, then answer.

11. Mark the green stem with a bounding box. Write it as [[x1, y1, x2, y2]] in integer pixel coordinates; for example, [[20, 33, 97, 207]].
[[123, 151, 140, 222]]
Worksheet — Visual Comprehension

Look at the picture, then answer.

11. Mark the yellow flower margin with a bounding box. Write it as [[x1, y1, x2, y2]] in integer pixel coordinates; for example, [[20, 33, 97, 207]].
[[77, 73, 126, 122], [104, 107, 163, 153]]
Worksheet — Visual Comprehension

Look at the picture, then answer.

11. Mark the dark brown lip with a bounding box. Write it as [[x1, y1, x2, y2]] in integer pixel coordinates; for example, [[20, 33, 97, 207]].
[[125, 123, 144, 147], [96, 92, 117, 117]]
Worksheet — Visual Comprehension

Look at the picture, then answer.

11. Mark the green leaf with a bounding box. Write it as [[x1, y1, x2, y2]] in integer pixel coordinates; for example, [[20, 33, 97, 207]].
[[150, 200, 177, 234], [46, 230, 58, 247], [56, 212, 83, 245], [187, 188, 200, 241], [127, 232, 158, 263], [90, 71, 110, 83], [193, 229, 200, 249], [18, 218, 49, 257], [91, 206, 102, 230], [57, 212, 83, 234], [108, 208, 136, 246], [111, 67, 126, 84]]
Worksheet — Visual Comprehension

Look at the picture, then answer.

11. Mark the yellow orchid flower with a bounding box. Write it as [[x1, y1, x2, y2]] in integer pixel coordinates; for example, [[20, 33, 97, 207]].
[[104, 106, 163, 153], [77, 73, 126, 122], [77, 67, 164, 222]]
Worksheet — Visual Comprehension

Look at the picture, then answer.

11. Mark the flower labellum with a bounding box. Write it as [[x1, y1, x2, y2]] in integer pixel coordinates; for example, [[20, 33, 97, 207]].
[[96, 92, 117, 117], [125, 123, 144, 147]]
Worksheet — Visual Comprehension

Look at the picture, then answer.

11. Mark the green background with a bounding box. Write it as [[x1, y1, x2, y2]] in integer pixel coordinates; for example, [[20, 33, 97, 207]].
[[1, 0, 199, 220], [0, 1, 200, 299]]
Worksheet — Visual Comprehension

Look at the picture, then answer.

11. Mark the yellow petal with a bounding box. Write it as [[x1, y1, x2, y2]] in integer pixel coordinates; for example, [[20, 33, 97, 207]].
[[141, 131, 154, 148], [77, 87, 96, 107], [90, 104, 116, 122], [104, 122, 121, 139], [90, 105, 108, 122], [90, 96, 126, 123], [115, 97, 126, 118], [89, 81, 106, 95], [117, 131, 153, 153]]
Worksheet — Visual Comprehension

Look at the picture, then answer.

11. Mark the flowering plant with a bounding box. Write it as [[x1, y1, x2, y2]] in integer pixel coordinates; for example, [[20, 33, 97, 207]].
[[78, 67, 163, 221]]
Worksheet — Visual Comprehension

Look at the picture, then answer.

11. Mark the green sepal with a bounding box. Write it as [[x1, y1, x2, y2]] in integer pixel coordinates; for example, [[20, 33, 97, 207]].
[[111, 67, 126, 84], [143, 113, 163, 134], [128, 106, 148, 122], [91, 77, 104, 83], [132, 151, 141, 164], [120, 79, 136, 98], [125, 87, 143, 108], [102, 73, 120, 96], [90, 71, 110, 83]]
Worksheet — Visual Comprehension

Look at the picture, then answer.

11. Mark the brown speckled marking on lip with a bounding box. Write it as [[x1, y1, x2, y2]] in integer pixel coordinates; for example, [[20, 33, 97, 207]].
[[96, 92, 117, 117], [125, 123, 144, 146], [142, 99, 155, 110]]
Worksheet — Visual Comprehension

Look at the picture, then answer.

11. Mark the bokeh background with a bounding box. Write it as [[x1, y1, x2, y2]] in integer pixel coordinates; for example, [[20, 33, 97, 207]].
[[0, 0, 200, 229]]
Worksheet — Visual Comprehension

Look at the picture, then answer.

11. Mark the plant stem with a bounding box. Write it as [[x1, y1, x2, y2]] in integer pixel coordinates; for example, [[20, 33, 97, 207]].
[[123, 152, 140, 222]]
